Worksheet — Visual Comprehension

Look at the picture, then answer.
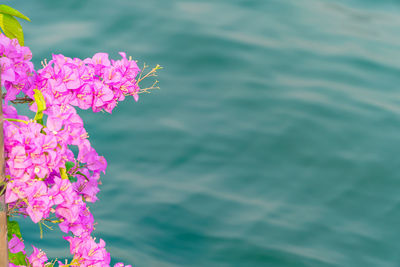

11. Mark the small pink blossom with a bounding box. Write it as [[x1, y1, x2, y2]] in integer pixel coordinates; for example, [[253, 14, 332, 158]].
[[8, 234, 24, 253]]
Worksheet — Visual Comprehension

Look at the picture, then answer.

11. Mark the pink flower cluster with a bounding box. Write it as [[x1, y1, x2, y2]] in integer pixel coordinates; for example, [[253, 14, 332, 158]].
[[9, 234, 48, 267], [1, 33, 140, 266], [34, 52, 141, 113], [0, 34, 34, 102]]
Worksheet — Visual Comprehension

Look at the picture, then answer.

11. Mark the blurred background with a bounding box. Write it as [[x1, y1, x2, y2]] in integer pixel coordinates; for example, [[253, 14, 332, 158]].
[[4, 0, 400, 266]]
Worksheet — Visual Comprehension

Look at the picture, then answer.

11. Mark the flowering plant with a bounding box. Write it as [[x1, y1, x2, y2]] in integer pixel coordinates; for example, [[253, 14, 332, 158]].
[[0, 5, 161, 266]]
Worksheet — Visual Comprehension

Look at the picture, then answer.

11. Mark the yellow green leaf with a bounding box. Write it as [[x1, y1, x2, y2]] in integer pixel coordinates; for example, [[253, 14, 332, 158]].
[[60, 168, 68, 180], [33, 89, 46, 123], [0, 5, 30, 21], [0, 13, 24, 45]]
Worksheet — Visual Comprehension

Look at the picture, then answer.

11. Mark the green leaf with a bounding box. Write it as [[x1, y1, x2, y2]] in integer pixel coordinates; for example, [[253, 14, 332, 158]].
[[65, 162, 78, 182], [33, 89, 47, 124], [0, 5, 30, 21], [7, 219, 28, 265], [0, 13, 24, 45], [65, 161, 75, 172], [9, 251, 27, 265], [7, 219, 22, 240], [68, 175, 77, 183]]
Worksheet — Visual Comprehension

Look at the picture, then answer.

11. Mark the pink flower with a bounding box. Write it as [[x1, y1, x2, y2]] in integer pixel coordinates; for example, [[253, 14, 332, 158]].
[[8, 234, 24, 253], [28, 246, 48, 267], [64, 234, 111, 266]]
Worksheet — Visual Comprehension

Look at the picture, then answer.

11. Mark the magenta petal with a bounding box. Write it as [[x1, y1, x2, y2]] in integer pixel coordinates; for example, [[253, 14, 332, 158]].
[[9, 234, 25, 253]]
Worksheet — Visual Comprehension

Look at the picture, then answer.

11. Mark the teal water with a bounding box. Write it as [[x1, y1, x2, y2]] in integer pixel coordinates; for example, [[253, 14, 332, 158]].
[[5, 0, 400, 266]]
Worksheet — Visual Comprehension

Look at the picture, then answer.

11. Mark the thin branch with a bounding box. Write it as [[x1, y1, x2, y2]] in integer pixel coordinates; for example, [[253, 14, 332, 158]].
[[138, 64, 162, 84], [139, 80, 160, 94], [1, 93, 33, 104]]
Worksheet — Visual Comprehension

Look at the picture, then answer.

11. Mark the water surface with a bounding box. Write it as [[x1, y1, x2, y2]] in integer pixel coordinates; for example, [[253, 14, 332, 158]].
[[5, 0, 400, 266]]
